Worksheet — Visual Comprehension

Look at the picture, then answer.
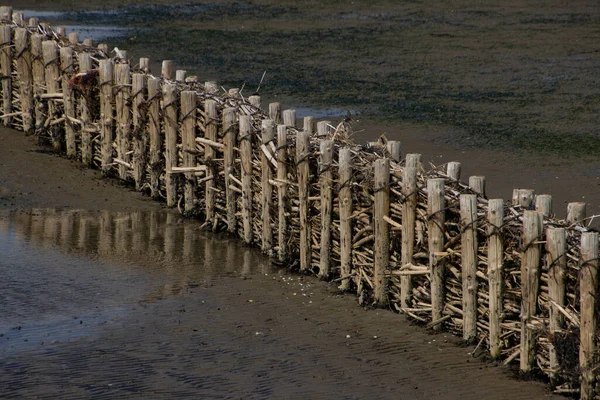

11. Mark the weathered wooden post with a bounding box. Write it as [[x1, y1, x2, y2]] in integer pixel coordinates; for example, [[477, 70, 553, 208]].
[[204, 99, 219, 226], [269, 102, 281, 124], [319, 139, 334, 279], [374, 158, 390, 306], [0, 24, 12, 126], [60, 46, 76, 158], [14, 28, 33, 134], [132, 72, 147, 189], [78, 53, 93, 166], [163, 82, 178, 207], [297, 125, 311, 272], [386, 140, 402, 162], [580, 231, 598, 400], [283, 109, 295, 128], [83, 38, 93, 47], [428, 178, 445, 328], [520, 210, 543, 373], [115, 63, 132, 180], [161, 60, 173, 80], [277, 124, 288, 262], [68, 32, 79, 44], [240, 115, 253, 244], [223, 107, 238, 233], [175, 69, 186, 82], [43, 40, 61, 150], [512, 189, 535, 208], [99, 59, 114, 175], [534, 194, 552, 217], [487, 198, 504, 359], [567, 202, 586, 224], [406, 153, 422, 170], [249, 95, 260, 108], [469, 176, 486, 196], [261, 119, 275, 253], [460, 193, 478, 342], [317, 120, 331, 138], [546, 226, 566, 380], [401, 165, 418, 308], [447, 161, 461, 181], [181, 90, 197, 213], [339, 148, 353, 291], [147, 77, 161, 198], [31, 33, 45, 137], [139, 57, 150, 73]]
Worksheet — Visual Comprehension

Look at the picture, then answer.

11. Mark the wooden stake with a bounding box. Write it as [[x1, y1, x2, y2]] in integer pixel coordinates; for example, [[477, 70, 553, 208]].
[[319, 139, 334, 279], [78, 53, 93, 166], [99, 59, 114, 175], [132, 73, 147, 189], [249, 95, 260, 108], [0, 6, 11, 23], [139, 57, 150, 73], [204, 99, 218, 225], [487, 198, 504, 359], [240, 115, 253, 244], [469, 176, 486, 196], [83, 38, 93, 47], [428, 178, 445, 328], [163, 82, 178, 207], [161, 60, 172, 80], [115, 63, 132, 179], [406, 153, 422, 170], [56, 27, 66, 37], [31, 33, 45, 136], [60, 46, 76, 157], [27, 17, 38, 28], [14, 28, 33, 134], [0, 25, 11, 126], [261, 119, 275, 253], [175, 69, 186, 82], [147, 77, 161, 198], [535, 194, 552, 217], [13, 11, 23, 26], [520, 210, 543, 373], [223, 107, 238, 233], [580, 231, 598, 400], [512, 189, 535, 208], [277, 124, 288, 262], [317, 120, 332, 138], [181, 90, 197, 213], [567, 202, 586, 224], [98, 43, 109, 57], [68, 32, 79, 44], [546, 227, 566, 380], [460, 194, 478, 342], [447, 161, 461, 181], [386, 140, 402, 162], [297, 126, 311, 272], [339, 148, 353, 291], [283, 109, 296, 128], [401, 166, 418, 309], [269, 102, 281, 123], [374, 158, 390, 306]]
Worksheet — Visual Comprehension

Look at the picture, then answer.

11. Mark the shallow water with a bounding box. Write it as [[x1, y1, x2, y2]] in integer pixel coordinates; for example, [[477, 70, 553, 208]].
[[0, 208, 271, 354]]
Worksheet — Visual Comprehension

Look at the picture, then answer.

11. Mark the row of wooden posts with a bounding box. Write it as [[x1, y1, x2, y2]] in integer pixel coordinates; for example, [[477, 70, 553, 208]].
[[0, 6, 598, 398]]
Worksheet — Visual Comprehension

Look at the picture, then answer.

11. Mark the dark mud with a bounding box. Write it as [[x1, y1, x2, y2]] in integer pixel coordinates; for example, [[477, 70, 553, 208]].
[[0, 208, 561, 399]]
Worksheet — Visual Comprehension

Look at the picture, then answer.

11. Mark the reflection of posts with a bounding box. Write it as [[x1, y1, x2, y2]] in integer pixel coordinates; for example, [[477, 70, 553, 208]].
[[59, 210, 76, 250], [98, 210, 113, 255], [42, 209, 60, 248]]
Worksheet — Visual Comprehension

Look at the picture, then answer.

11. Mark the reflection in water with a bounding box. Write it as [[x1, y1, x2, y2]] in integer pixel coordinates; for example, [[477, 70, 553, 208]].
[[0, 209, 273, 353]]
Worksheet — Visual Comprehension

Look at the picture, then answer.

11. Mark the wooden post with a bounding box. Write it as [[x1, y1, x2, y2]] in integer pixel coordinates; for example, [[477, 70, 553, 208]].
[[31, 33, 45, 136], [535, 194, 552, 217], [205, 81, 218, 93], [249, 95, 260, 108], [261, 119, 275, 253], [175, 69, 186, 82], [277, 124, 288, 262], [567, 202, 586, 224], [14, 28, 33, 134], [78, 53, 93, 166], [469, 176, 486, 196], [181, 90, 197, 213], [98, 43, 109, 57], [401, 166, 418, 309], [520, 210, 543, 373], [147, 77, 161, 198], [163, 83, 178, 207], [99, 59, 114, 174], [374, 158, 390, 306], [223, 107, 238, 233], [0, 6, 11, 23], [386, 140, 402, 162], [580, 231, 598, 400], [428, 178, 445, 328], [319, 139, 334, 279], [297, 127, 311, 272], [0, 25, 12, 126], [204, 99, 218, 226], [283, 109, 296, 128], [83, 38, 93, 47], [60, 46, 76, 158], [269, 102, 281, 124], [339, 148, 353, 291], [546, 226, 566, 380], [132, 72, 147, 189], [13, 11, 23, 26], [460, 194, 478, 342], [512, 188, 535, 208], [240, 115, 253, 244], [487, 198, 504, 359], [28, 17, 39, 29], [161, 60, 172, 80], [406, 153, 422, 169], [139, 57, 150, 73], [68, 32, 79, 44], [56, 27, 66, 37], [317, 120, 331, 138], [447, 161, 461, 181], [115, 63, 132, 180]]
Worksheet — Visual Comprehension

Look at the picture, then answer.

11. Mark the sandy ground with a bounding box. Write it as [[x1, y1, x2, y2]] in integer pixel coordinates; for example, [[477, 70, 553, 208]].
[[0, 128, 565, 398]]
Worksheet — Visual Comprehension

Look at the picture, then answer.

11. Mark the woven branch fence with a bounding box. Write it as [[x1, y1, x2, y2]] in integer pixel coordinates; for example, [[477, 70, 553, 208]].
[[0, 6, 598, 398]]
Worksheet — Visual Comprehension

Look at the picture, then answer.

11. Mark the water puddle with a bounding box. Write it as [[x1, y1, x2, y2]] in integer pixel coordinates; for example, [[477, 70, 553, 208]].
[[0, 208, 272, 354]]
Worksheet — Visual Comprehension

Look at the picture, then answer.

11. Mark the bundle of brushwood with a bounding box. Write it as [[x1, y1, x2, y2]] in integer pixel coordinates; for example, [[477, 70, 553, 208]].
[[0, 6, 597, 398]]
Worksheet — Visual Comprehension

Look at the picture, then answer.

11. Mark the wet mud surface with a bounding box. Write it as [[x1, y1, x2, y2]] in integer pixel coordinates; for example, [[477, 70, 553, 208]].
[[0, 208, 560, 399]]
